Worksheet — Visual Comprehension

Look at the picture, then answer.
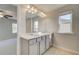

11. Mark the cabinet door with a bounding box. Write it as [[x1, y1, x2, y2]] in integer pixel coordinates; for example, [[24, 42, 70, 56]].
[[29, 42, 39, 55], [46, 35, 50, 49], [40, 36, 45, 54]]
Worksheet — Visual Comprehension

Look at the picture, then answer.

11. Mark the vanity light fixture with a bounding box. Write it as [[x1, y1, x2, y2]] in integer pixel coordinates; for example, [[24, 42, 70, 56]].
[[31, 7, 34, 11], [27, 5, 30, 9], [25, 4, 46, 17], [31, 7, 35, 14], [34, 9, 37, 13]]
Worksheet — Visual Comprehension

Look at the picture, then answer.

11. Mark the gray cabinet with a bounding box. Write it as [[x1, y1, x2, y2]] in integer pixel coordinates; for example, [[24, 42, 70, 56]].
[[20, 34, 52, 55], [29, 38, 39, 55], [21, 38, 39, 55], [46, 35, 50, 50], [40, 36, 45, 54], [29, 42, 39, 55]]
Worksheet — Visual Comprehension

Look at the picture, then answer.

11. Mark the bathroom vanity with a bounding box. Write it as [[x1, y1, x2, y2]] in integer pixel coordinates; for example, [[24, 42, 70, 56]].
[[20, 33, 52, 55]]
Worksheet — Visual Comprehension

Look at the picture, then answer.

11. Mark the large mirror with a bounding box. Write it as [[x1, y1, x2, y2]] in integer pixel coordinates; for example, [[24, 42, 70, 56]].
[[26, 11, 39, 33], [25, 5, 46, 33]]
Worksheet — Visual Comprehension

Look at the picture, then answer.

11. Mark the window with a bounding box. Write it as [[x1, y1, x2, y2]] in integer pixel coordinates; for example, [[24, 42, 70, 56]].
[[12, 23, 17, 33], [58, 12, 72, 33], [34, 21, 38, 32]]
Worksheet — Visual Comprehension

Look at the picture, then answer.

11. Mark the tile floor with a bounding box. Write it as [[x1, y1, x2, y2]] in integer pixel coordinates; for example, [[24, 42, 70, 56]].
[[44, 47, 74, 55]]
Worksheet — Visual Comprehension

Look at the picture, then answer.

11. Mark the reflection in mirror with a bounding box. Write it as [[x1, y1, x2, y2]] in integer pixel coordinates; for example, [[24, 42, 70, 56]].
[[25, 5, 47, 33], [26, 11, 39, 33]]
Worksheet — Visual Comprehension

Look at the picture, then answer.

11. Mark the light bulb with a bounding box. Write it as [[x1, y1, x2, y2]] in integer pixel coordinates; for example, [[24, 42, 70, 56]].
[[31, 7, 34, 11], [27, 5, 30, 9], [34, 9, 37, 13]]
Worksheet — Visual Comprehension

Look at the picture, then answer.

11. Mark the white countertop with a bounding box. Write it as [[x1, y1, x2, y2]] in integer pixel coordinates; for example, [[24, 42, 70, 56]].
[[20, 33, 51, 40]]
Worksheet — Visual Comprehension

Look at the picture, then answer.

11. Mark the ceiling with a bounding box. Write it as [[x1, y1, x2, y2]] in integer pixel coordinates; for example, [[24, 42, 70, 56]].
[[13, 4, 67, 18], [13, 4, 66, 13], [34, 4, 66, 13]]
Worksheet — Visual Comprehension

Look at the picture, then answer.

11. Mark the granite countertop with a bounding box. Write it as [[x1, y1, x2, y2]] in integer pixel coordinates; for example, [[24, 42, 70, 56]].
[[20, 33, 51, 40]]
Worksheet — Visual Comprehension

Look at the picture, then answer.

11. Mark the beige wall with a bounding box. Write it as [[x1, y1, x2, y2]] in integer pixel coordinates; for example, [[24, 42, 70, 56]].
[[38, 16, 56, 33], [39, 5, 79, 52]]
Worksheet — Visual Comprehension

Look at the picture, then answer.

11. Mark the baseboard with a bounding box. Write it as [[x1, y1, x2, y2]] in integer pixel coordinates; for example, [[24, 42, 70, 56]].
[[53, 44, 79, 55]]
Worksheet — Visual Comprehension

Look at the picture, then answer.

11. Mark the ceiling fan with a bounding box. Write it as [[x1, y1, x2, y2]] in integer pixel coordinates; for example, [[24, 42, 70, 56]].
[[0, 10, 16, 20]]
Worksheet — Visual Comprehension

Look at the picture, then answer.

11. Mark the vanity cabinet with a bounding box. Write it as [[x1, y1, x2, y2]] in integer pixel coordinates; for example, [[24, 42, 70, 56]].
[[20, 33, 51, 55], [29, 38, 39, 55], [21, 38, 39, 55]]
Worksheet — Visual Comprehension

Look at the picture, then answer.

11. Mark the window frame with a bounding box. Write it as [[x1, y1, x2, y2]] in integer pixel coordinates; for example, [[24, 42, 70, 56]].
[[58, 11, 73, 34], [12, 23, 17, 34]]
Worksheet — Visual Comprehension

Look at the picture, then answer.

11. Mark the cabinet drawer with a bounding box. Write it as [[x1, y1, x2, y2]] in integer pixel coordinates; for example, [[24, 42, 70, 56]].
[[29, 39, 36, 45], [40, 38, 45, 54]]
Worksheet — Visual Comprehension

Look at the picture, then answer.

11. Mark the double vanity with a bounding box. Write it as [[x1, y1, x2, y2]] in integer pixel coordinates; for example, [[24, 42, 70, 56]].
[[20, 33, 53, 55]]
